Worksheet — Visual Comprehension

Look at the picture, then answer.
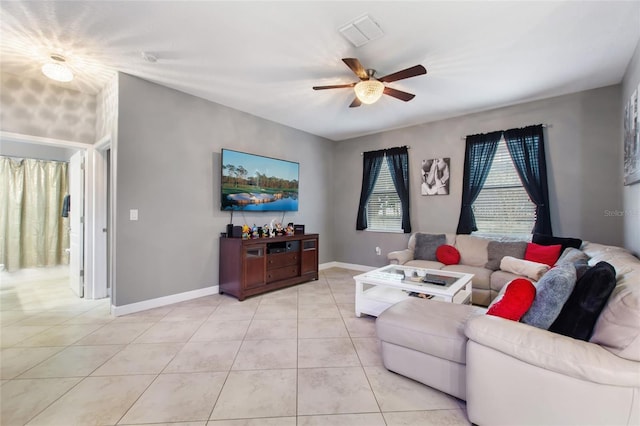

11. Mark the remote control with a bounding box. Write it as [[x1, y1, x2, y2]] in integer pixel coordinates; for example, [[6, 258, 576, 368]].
[[423, 277, 447, 286]]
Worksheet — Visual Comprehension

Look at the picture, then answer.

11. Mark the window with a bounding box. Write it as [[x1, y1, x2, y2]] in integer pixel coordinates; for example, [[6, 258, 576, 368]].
[[366, 159, 403, 232], [472, 138, 536, 235], [356, 147, 411, 233]]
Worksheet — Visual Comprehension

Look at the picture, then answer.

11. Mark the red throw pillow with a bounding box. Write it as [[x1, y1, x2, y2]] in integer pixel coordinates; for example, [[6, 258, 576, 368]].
[[436, 244, 460, 265], [487, 278, 536, 321], [525, 242, 562, 267]]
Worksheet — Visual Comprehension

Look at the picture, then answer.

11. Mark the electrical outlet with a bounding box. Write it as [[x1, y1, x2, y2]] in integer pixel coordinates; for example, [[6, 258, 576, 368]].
[[375, 246, 381, 256]]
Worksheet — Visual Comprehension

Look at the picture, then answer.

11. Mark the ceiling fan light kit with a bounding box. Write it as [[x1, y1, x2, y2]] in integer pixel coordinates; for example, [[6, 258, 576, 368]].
[[313, 58, 427, 108], [41, 54, 73, 82], [354, 80, 384, 104]]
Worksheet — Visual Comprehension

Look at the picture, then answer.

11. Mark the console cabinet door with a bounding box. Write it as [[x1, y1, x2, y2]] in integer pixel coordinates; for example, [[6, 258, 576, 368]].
[[243, 245, 266, 289], [301, 238, 318, 276]]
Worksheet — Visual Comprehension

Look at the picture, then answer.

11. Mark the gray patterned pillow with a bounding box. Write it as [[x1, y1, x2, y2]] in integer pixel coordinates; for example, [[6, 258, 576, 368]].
[[555, 247, 589, 265], [521, 262, 577, 329], [556, 247, 590, 280], [414, 233, 446, 261], [485, 241, 528, 270]]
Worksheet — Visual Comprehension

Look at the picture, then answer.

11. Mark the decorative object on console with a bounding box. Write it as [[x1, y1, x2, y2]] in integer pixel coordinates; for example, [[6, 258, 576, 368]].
[[241, 224, 250, 239], [414, 233, 446, 261], [485, 240, 528, 270], [549, 261, 617, 341], [286, 223, 295, 236], [521, 262, 577, 329], [421, 158, 450, 195], [486, 278, 536, 321], [623, 84, 639, 185], [499, 256, 550, 281], [524, 242, 562, 267], [435, 244, 460, 265]]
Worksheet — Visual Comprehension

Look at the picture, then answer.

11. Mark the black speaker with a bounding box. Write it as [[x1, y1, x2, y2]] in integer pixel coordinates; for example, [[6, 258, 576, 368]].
[[294, 224, 305, 235], [226, 224, 233, 237], [231, 225, 242, 238]]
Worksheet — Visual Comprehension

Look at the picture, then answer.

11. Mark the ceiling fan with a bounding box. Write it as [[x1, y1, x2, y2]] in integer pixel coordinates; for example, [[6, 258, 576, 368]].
[[313, 58, 427, 108]]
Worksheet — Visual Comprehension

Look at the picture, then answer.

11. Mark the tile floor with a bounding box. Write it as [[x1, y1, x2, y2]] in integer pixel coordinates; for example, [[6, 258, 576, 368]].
[[0, 266, 470, 426]]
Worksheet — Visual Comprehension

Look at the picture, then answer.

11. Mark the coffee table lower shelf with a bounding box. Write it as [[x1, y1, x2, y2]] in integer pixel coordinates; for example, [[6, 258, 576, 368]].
[[357, 286, 471, 317], [354, 266, 474, 318]]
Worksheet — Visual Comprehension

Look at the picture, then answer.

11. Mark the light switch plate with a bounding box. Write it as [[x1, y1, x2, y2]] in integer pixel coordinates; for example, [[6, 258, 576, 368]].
[[130, 209, 138, 221]]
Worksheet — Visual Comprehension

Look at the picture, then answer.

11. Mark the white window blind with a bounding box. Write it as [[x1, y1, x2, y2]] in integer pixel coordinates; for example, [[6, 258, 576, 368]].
[[367, 159, 402, 231], [473, 139, 536, 235]]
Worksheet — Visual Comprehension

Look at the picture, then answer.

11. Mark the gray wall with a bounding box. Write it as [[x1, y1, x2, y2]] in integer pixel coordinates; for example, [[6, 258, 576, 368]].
[[115, 74, 334, 306], [0, 72, 96, 144], [332, 85, 623, 267], [622, 39, 640, 255]]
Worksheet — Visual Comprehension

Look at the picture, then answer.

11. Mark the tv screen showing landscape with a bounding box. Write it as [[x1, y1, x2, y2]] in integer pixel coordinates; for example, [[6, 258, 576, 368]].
[[221, 149, 299, 211]]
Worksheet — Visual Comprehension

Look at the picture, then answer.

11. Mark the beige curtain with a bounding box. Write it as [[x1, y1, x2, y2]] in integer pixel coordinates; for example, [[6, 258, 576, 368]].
[[0, 156, 69, 271]]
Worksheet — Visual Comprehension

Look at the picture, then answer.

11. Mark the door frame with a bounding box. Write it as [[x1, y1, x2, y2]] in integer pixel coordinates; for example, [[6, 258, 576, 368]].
[[0, 131, 110, 300], [93, 135, 112, 299], [68, 150, 85, 297]]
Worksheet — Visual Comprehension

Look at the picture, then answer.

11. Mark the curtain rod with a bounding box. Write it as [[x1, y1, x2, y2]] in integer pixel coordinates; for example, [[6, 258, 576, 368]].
[[0, 154, 69, 163], [360, 145, 411, 155], [460, 123, 551, 140]]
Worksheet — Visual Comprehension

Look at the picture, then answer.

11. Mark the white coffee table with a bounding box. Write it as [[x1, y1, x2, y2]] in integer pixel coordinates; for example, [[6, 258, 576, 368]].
[[353, 265, 474, 317]]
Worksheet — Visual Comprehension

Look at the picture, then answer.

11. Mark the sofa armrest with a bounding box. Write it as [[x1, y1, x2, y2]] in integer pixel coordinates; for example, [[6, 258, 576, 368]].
[[465, 315, 640, 387], [387, 249, 413, 265]]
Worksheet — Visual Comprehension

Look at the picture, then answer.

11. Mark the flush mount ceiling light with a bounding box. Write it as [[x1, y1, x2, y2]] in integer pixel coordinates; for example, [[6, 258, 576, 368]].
[[41, 54, 73, 82]]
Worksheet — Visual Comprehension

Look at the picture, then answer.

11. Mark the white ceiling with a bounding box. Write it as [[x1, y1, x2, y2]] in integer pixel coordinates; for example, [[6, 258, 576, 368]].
[[1, 1, 639, 141]]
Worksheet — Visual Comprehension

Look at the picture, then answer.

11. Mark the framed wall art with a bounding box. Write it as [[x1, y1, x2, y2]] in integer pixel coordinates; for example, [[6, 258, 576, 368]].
[[421, 157, 450, 195]]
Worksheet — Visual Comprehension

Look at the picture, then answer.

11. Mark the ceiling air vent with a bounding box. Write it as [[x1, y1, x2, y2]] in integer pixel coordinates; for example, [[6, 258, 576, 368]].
[[339, 14, 384, 47]]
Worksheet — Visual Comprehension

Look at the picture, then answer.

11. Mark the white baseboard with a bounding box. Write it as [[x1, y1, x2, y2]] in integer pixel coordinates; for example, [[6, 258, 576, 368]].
[[111, 285, 219, 317], [319, 261, 375, 272], [111, 263, 376, 316]]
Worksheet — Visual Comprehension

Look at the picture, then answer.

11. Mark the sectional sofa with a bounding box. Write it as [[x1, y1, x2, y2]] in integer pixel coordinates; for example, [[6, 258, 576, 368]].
[[388, 232, 576, 306], [380, 233, 640, 425]]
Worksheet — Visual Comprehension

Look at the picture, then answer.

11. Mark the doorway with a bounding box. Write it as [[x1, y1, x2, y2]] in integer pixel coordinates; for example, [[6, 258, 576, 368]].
[[0, 131, 110, 301]]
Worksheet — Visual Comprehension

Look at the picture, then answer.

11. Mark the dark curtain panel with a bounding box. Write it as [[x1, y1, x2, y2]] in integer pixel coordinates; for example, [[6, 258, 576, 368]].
[[456, 131, 503, 234], [386, 147, 412, 233], [504, 124, 552, 235], [356, 150, 385, 230]]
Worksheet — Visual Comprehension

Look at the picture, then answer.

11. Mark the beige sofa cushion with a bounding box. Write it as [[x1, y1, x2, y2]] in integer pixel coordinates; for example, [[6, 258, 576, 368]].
[[490, 270, 523, 295], [582, 242, 640, 362], [377, 298, 483, 364], [442, 264, 492, 291], [454, 235, 490, 267], [466, 315, 640, 386]]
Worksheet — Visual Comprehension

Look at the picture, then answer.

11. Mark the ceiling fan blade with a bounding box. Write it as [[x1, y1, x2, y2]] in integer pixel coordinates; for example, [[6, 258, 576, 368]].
[[383, 87, 416, 102], [313, 83, 356, 90], [342, 58, 368, 80], [378, 65, 427, 83], [349, 97, 362, 108]]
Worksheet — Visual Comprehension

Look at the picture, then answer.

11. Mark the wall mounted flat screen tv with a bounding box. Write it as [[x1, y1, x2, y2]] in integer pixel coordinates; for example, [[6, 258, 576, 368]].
[[221, 149, 299, 211]]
